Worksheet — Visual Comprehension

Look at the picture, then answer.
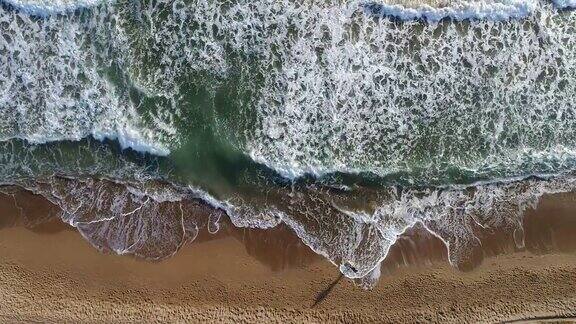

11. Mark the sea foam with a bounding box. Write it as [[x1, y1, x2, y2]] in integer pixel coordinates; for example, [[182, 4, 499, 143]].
[[1, 0, 107, 15], [0, 3, 174, 156], [3, 140, 576, 285], [92, 129, 170, 156], [364, 0, 538, 21], [240, 0, 576, 183], [552, 0, 576, 8]]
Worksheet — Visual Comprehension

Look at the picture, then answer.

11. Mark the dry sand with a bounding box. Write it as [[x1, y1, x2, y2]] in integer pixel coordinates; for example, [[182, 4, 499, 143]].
[[1, 191, 576, 323]]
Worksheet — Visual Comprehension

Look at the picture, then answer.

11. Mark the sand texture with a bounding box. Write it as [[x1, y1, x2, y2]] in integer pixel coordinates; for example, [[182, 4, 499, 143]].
[[1, 225, 576, 323]]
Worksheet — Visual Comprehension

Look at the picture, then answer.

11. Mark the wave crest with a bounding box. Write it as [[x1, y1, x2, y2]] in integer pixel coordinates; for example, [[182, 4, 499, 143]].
[[363, 0, 538, 21], [1, 0, 107, 15]]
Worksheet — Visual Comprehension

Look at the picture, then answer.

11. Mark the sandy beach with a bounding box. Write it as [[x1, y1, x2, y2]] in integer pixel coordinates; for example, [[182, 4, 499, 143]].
[[1, 190, 576, 323]]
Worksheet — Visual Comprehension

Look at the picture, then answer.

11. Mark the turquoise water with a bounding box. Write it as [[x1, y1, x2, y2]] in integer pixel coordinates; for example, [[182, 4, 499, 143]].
[[1, 0, 576, 283]]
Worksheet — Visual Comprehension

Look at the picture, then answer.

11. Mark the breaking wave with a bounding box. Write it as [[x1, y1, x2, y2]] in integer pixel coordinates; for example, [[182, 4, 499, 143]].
[[363, 0, 538, 21], [3, 168, 576, 285], [2, 140, 576, 287], [1, 0, 107, 15], [553, 0, 576, 8]]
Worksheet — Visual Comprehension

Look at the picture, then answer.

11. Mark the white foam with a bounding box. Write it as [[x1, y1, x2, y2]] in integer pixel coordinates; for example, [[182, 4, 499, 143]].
[[552, 0, 576, 8], [279, 174, 576, 280], [365, 0, 538, 21], [1, 0, 107, 15], [0, 4, 174, 156], [1, 174, 227, 261], [240, 0, 576, 182], [92, 128, 170, 156], [4, 139, 576, 284]]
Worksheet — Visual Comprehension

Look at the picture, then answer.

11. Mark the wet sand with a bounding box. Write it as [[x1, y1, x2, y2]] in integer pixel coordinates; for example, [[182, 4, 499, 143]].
[[1, 190, 576, 322]]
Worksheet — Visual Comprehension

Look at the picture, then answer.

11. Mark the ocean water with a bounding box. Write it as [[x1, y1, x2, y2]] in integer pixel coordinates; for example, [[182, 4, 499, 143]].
[[1, 0, 575, 285]]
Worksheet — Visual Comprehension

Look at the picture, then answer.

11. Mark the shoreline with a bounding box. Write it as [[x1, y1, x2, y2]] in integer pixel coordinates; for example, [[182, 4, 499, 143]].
[[1, 190, 576, 322]]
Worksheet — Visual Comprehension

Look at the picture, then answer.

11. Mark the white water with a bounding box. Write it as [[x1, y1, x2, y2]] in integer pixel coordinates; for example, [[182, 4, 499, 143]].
[[365, 0, 538, 21], [1, 0, 573, 163], [241, 1, 576, 181], [5, 168, 576, 283], [0, 3, 172, 155], [553, 0, 576, 8], [2, 0, 107, 15]]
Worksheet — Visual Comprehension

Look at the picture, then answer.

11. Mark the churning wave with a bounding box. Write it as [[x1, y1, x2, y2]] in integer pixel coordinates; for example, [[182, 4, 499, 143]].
[[1, 0, 107, 15], [2, 139, 576, 286], [1, 0, 576, 286], [553, 0, 576, 8], [363, 0, 538, 21], [4, 164, 576, 284], [0, 0, 562, 19], [1, 0, 574, 167]]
